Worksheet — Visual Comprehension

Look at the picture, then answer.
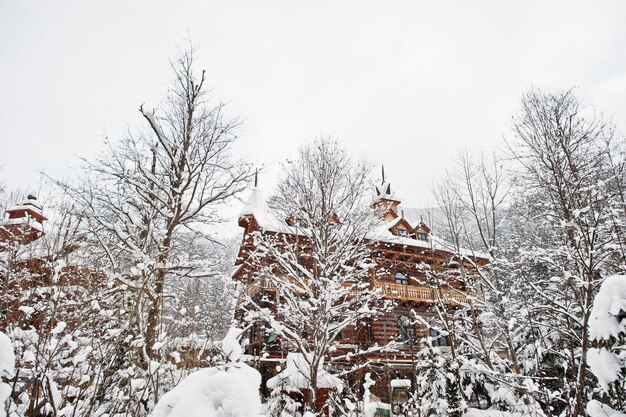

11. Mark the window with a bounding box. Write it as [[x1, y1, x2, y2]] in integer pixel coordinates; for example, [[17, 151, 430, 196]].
[[295, 258, 307, 277], [429, 328, 449, 347], [397, 228, 409, 237], [356, 317, 374, 341], [397, 315, 415, 343], [294, 218, 308, 228], [417, 232, 428, 241], [366, 318, 373, 341], [395, 272, 409, 285]]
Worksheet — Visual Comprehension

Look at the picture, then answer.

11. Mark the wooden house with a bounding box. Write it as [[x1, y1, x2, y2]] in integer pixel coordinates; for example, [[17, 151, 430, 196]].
[[233, 174, 488, 406]]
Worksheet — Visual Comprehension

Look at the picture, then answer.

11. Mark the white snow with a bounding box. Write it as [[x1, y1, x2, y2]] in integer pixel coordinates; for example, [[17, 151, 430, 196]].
[[170, 351, 182, 364], [370, 219, 488, 260], [465, 409, 515, 417], [50, 321, 67, 335], [17, 306, 35, 315], [150, 363, 262, 417], [0, 332, 15, 417], [589, 275, 626, 341], [238, 187, 488, 261], [389, 379, 411, 388], [373, 181, 400, 202], [586, 399, 626, 417], [587, 348, 623, 390], [2, 217, 43, 231], [266, 352, 343, 391], [6, 200, 44, 216], [587, 275, 626, 392], [221, 328, 243, 362], [239, 186, 267, 222]]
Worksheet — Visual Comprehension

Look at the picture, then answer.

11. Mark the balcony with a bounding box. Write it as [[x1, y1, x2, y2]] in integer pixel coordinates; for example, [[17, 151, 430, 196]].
[[241, 277, 482, 306], [373, 281, 480, 305], [238, 277, 277, 301]]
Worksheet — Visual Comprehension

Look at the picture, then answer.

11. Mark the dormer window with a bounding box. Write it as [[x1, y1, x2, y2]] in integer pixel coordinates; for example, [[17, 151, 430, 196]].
[[397, 229, 409, 238], [417, 232, 428, 241], [294, 218, 309, 228]]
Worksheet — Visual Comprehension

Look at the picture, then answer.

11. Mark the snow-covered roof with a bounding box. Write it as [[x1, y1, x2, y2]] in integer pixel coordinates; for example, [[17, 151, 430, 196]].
[[373, 180, 400, 202], [237, 187, 488, 261], [239, 187, 265, 219], [385, 216, 405, 229], [371, 217, 486, 259], [390, 379, 411, 388], [266, 352, 343, 391], [3, 217, 44, 231], [238, 187, 312, 236], [6, 195, 43, 215]]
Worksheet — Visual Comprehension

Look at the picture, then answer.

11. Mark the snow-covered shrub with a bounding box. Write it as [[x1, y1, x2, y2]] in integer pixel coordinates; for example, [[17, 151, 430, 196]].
[[151, 327, 262, 417], [413, 344, 456, 416], [587, 275, 626, 412], [0, 332, 15, 417], [150, 363, 261, 417], [264, 371, 302, 417]]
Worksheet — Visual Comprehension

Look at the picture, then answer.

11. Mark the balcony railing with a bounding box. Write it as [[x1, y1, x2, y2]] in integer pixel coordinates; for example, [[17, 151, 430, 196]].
[[242, 277, 482, 305], [373, 281, 480, 305]]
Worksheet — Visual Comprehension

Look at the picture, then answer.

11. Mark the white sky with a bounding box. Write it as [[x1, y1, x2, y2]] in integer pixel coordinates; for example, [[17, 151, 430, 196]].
[[1, 1, 626, 219]]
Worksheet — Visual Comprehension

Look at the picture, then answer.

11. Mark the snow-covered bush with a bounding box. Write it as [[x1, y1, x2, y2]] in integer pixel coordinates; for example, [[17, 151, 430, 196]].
[[587, 275, 626, 411], [151, 328, 262, 417], [150, 363, 261, 417], [0, 332, 15, 417]]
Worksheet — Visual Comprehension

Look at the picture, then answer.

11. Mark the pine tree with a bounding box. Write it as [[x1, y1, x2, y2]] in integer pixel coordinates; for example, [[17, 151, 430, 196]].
[[414, 343, 448, 416]]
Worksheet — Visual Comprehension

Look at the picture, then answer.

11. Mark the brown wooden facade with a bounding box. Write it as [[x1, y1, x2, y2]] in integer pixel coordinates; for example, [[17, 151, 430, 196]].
[[233, 179, 488, 404]]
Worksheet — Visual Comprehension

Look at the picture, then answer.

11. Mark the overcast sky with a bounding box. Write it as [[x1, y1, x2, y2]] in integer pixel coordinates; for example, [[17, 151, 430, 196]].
[[1, 1, 626, 219]]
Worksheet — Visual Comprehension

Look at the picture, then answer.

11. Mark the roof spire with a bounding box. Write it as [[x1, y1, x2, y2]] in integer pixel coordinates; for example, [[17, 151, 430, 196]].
[[254, 169, 258, 188], [381, 165, 385, 184]]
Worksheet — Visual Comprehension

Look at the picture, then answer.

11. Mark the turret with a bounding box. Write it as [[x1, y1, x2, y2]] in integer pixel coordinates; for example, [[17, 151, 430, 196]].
[[372, 165, 401, 221], [0, 194, 47, 248], [238, 170, 265, 234]]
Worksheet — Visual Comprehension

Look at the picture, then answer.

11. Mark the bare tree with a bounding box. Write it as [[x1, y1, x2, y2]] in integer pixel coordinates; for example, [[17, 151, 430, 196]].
[[242, 138, 390, 414], [59, 47, 252, 412], [507, 88, 625, 417], [431, 151, 541, 409]]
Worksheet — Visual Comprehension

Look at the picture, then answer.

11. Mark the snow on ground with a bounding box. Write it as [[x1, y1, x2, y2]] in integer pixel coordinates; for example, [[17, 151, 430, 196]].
[[586, 400, 626, 417], [151, 327, 262, 417], [267, 352, 343, 391], [150, 363, 262, 417], [465, 409, 515, 417], [465, 408, 547, 417], [0, 332, 15, 417]]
